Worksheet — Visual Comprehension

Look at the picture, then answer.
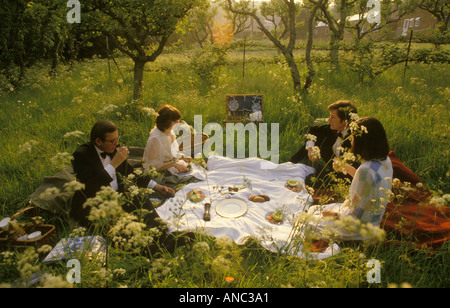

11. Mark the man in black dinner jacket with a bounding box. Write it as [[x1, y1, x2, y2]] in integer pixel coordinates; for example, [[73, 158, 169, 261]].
[[290, 100, 359, 188], [70, 119, 175, 227]]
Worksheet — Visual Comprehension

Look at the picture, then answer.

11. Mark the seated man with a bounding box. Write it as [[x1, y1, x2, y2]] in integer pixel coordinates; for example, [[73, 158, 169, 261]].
[[290, 100, 359, 188], [70, 119, 175, 227]]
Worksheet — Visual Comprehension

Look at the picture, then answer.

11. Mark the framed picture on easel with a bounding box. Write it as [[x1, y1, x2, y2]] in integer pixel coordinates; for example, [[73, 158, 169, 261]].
[[224, 95, 264, 123]]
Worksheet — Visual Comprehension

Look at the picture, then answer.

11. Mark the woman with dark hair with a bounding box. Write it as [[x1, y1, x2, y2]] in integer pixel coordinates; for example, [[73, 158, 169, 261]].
[[305, 117, 393, 241], [143, 105, 189, 173]]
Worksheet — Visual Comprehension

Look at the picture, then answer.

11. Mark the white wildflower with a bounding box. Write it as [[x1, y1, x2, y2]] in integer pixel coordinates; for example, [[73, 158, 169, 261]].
[[39, 187, 61, 199], [51, 152, 73, 168], [305, 133, 317, 142], [63, 131, 85, 139], [64, 180, 85, 193], [113, 268, 126, 276], [141, 107, 158, 118], [192, 241, 210, 254], [18, 140, 39, 155], [349, 112, 359, 122], [39, 274, 73, 288], [97, 104, 118, 115], [311, 146, 321, 160], [215, 236, 234, 252]]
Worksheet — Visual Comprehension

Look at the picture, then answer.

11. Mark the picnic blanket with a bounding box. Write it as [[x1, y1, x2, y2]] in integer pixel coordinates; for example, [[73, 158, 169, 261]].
[[30, 147, 448, 256], [156, 155, 340, 260], [380, 152, 450, 249]]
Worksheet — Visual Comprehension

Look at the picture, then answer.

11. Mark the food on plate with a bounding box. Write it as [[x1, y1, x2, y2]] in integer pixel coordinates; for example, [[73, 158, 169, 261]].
[[286, 179, 300, 187], [187, 189, 205, 203], [285, 179, 303, 192], [267, 210, 284, 224]]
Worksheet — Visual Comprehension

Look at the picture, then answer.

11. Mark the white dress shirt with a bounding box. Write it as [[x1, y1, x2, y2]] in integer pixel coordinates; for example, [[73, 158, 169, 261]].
[[306, 127, 349, 157], [94, 146, 157, 190], [332, 127, 349, 157]]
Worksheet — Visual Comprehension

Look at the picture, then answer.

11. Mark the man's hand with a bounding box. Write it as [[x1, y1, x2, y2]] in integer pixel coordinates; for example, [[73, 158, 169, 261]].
[[307, 148, 319, 163], [321, 210, 339, 220], [155, 184, 175, 197], [110, 146, 129, 169]]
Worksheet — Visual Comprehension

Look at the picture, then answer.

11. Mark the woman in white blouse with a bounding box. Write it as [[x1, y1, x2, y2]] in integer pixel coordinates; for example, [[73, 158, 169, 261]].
[[143, 105, 190, 173]]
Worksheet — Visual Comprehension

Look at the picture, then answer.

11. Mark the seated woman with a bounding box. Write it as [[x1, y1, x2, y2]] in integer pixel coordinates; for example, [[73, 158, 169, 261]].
[[304, 117, 393, 241], [143, 104, 191, 174]]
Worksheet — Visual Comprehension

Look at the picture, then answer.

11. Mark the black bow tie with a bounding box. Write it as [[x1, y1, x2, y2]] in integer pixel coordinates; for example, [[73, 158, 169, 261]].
[[334, 131, 343, 139], [100, 151, 114, 159]]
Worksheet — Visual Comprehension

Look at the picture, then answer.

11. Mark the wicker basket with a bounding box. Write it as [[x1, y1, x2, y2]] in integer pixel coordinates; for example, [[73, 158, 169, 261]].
[[0, 206, 56, 249]]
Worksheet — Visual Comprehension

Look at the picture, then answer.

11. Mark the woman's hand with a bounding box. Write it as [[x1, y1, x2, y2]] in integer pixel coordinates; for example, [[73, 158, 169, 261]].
[[182, 157, 192, 164], [173, 161, 188, 173], [333, 159, 356, 177]]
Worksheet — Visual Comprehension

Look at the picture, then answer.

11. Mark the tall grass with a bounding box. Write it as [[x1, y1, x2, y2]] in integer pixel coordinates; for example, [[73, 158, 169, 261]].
[[0, 49, 448, 288]]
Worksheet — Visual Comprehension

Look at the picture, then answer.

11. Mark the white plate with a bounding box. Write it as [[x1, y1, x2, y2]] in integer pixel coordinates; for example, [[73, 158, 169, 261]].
[[215, 198, 248, 219]]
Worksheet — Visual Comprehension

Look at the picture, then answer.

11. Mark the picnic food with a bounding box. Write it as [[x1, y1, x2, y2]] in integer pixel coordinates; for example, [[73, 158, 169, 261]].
[[252, 196, 266, 203], [267, 210, 284, 224], [187, 189, 205, 203], [285, 179, 303, 192], [286, 179, 300, 187], [259, 194, 270, 201], [249, 194, 270, 203]]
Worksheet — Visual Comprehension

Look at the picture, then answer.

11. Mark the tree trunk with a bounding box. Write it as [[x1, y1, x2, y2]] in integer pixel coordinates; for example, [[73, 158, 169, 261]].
[[304, 2, 321, 92], [133, 58, 147, 100], [284, 51, 302, 94], [329, 34, 340, 69], [49, 37, 62, 76]]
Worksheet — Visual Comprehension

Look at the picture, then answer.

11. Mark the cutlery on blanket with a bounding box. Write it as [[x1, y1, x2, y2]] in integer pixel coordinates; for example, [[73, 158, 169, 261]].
[[203, 203, 211, 221]]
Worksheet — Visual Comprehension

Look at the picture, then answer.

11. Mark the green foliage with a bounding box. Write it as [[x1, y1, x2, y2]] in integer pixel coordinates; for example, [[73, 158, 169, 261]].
[[190, 45, 229, 87]]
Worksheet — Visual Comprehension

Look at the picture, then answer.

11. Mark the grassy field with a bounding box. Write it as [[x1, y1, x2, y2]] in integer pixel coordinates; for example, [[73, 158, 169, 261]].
[[0, 46, 449, 288]]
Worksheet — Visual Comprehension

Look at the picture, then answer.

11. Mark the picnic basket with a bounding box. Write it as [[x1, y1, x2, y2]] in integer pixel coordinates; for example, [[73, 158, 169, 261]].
[[0, 206, 56, 249]]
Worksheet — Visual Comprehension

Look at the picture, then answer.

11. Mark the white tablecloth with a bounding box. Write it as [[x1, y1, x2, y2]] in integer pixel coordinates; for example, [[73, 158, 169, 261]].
[[156, 156, 340, 259]]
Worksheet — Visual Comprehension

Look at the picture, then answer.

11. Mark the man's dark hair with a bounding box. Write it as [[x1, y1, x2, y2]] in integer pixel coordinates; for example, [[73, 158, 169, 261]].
[[90, 119, 118, 143], [352, 117, 390, 161], [327, 100, 358, 122]]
